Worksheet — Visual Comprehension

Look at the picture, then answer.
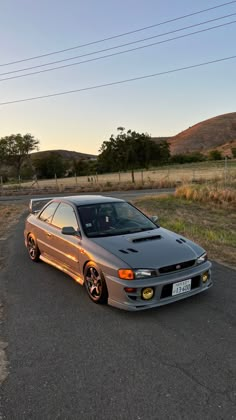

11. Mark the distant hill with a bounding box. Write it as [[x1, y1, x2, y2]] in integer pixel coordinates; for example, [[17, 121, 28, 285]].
[[31, 149, 97, 161], [31, 114, 236, 161], [151, 137, 172, 144], [166, 112, 236, 156]]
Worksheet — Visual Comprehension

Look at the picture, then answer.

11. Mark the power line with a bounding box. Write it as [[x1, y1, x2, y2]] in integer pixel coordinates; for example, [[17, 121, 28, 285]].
[[0, 55, 235, 106], [1, 0, 235, 67], [1, 12, 235, 77], [1, 20, 235, 82]]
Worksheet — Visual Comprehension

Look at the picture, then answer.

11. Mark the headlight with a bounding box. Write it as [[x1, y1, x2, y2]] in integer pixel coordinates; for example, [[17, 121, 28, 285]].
[[134, 269, 157, 279], [197, 253, 208, 265], [118, 268, 157, 280]]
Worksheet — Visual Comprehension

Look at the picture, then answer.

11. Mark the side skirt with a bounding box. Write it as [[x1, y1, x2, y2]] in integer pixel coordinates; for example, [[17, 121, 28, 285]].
[[40, 254, 84, 286]]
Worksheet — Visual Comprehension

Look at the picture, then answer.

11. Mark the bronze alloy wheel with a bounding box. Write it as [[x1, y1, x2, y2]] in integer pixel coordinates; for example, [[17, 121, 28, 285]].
[[84, 263, 108, 304], [27, 234, 40, 262]]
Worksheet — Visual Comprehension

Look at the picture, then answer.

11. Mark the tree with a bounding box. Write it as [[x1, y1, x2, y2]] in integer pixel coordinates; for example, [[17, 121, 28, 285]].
[[170, 152, 206, 164], [232, 148, 236, 158], [97, 128, 170, 174], [0, 133, 39, 177], [34, 152, 66, 179], [208, 150, 222, 161], [71, 158, 90, 176]]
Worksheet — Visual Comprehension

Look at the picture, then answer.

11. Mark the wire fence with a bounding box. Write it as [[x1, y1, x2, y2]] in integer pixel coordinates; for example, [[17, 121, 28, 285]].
[[1, 161, 236, 193]]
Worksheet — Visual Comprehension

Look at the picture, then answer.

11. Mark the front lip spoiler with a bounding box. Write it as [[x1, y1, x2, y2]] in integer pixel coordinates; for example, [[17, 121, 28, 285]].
[[108, 281, 213, 311]]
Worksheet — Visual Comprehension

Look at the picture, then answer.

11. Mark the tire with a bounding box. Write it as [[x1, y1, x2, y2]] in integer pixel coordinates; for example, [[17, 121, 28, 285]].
[[84, 263, 108, 304], [27, 234, 40, 262]]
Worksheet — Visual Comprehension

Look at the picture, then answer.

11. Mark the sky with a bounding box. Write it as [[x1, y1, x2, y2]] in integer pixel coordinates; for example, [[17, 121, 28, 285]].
[[0, 0, 236, 155]]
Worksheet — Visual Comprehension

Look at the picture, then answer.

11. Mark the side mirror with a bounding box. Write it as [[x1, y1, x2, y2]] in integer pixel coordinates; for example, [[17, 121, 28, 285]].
[[150, 215, 158, 223], [61, 226, 79, 236]]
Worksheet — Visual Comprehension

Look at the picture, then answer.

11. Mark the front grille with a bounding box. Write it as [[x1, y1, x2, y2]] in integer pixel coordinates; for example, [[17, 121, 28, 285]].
[[159, 259, 195, 274], [160, 276, 201, 299]]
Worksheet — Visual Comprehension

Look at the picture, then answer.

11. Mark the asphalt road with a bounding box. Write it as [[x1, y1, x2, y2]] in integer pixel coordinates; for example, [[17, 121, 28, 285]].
[[0, 188, 175, 204], [0, 199, 236, 419]]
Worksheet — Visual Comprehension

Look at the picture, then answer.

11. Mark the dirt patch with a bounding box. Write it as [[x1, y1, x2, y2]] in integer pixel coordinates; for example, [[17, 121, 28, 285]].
[[0, 203, 27, 239], [0, 203, 27, 267]]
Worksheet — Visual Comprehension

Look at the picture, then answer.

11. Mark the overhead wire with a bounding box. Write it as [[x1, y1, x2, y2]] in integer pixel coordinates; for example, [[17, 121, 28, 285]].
[[1, 0, 236, 67], [1, 20, 235, 82], [0, 55, 235, 106], [1, 12, 236, 77]]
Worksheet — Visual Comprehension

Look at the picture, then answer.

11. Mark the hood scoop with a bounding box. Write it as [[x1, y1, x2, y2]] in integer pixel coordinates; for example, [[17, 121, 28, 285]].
[[176, 237, 187, 244], [132, 235, 162, 243], [119, 248, 139, 254]]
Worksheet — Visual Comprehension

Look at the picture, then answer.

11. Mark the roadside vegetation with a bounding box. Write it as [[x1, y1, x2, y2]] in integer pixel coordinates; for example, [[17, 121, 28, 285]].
[[1, 127, 236, 186], [0, 204, 26, 241], [1, 159, 236, 195], [133, 183, 236, 268]]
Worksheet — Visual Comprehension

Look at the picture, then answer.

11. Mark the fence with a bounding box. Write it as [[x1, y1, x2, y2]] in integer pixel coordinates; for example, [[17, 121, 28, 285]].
[[1, 160, 236, 193]]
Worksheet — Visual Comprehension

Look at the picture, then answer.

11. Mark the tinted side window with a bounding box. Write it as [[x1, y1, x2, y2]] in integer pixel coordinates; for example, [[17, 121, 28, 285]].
[[39, 202, 59, 224], [52, 203, 78, 230]]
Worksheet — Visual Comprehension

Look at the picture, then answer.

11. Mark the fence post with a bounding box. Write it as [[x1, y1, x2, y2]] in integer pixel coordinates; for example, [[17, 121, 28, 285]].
[[224, 156, 228, 186], [131, 169, 135, 183], [55, 173, 58, 189]]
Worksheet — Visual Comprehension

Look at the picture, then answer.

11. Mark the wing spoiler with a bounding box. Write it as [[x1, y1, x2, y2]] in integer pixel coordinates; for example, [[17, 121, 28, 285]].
[[29, 197, 55, 214]]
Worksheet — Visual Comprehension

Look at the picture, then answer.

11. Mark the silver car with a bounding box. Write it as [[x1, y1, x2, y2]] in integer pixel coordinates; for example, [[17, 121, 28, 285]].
[[24, 195, 212, 311]]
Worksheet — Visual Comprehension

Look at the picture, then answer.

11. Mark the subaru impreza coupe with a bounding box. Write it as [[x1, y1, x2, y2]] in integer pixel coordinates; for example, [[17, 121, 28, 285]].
[[24, 195, 212, 311]]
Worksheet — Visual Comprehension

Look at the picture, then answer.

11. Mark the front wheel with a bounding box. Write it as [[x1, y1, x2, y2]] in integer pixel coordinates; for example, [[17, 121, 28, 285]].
[[27, 234, 40, 262], [84, 263, 108, 304]]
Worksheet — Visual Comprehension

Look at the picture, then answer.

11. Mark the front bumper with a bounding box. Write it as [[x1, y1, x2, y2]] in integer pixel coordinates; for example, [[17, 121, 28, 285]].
[[105, 261, 212, 311]]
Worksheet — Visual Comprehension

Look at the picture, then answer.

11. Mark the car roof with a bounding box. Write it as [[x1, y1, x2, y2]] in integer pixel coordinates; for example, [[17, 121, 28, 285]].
[[54, 195, 125, 206]]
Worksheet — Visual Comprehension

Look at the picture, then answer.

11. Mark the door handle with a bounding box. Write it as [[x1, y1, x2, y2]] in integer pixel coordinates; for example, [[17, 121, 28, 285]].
[[47, 232, 52, 238]]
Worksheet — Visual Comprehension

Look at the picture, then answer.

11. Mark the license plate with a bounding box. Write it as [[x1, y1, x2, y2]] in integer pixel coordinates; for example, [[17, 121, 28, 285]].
[[172, 279, 192, 296]]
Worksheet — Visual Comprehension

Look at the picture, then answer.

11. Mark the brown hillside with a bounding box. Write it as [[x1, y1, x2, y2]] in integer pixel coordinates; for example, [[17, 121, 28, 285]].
[[168, 112, 236, 156]]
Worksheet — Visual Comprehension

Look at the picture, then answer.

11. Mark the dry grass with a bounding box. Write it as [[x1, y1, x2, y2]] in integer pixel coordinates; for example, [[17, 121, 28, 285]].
[[0, 203, 27, 240], [175, 184, 236, 206], [0, 203, 26, 272], [0, 179, 177, 196], [0, 203, 27, 272], [133, 194, 236, 268], [2, 160, 236, 193]]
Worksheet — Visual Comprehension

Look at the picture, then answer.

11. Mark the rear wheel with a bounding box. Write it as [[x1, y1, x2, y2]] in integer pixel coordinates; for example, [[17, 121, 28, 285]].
[[27, 234, 40, 262], [84, 263, 108, 304]]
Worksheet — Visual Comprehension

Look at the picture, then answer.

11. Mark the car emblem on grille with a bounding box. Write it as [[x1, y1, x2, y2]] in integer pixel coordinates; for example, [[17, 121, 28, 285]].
[[176, 264, 181, 270]]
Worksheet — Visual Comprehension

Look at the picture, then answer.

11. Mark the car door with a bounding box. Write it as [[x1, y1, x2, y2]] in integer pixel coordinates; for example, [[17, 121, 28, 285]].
[[49, 202, 82, 275], [35, 201, 60, 257]]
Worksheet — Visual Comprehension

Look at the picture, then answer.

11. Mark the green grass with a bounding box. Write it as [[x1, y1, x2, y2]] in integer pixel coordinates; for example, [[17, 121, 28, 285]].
[[133, 194, 236, 267]]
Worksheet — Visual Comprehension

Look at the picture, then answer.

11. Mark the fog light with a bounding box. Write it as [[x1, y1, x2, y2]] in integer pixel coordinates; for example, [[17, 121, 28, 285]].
[[142, 287, 154, 300], [202, 271, 209, 283]]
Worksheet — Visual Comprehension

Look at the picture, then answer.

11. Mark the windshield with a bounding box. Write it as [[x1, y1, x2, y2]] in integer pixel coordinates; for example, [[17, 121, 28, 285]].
[[77, 201, 158, 238]]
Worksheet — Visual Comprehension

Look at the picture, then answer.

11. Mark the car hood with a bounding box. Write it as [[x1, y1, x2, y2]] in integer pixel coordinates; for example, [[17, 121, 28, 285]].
[[91, 228, 203, 268]]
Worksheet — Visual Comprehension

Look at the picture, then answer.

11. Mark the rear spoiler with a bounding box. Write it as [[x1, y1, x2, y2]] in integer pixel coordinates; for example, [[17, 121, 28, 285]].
[[29, 197, 55, 214]]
